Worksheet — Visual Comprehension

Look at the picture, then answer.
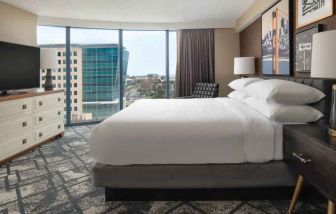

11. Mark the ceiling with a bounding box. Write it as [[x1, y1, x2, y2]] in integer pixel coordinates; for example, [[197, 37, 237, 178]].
[[2, 0, 256, 28]]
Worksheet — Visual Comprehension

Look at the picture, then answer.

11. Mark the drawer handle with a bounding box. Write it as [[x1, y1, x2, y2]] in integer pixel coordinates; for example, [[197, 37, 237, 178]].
[[22, 121, 27, 127], [58, 111, 61, 115], [39, 101, 43, 106], [22, 104, 27, 110], [58, 125, 61, 129], [39, 117, 43, 122], [22, 139, 27, 144], [58, 98, 62, 102], [292, 153, 311, 164], [39, 132, 43, 137]]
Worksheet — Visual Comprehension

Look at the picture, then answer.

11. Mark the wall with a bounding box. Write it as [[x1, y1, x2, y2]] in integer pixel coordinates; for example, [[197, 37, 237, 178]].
[[239, 0, 336, 76], [0, 1, 37, 46], [214, 29, 240, 96], [240, 17, 262, 74]]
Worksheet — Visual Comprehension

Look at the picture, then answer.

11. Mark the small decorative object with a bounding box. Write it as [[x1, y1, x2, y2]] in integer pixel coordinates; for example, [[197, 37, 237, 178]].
[[234, 57, 255, 78], [311, 30, 336, 136], [40, 48, 57, 91], [295, 24, 322, 73], [296, 0, 334, 29], [261, 0, 292, 76]]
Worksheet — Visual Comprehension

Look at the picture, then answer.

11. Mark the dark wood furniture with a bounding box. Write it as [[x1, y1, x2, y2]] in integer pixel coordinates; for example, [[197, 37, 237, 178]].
[[284, 124, 336, 214]]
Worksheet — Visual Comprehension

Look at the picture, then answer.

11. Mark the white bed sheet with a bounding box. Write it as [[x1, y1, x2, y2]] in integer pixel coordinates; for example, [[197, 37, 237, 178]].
[[89, 98, 283, 165]]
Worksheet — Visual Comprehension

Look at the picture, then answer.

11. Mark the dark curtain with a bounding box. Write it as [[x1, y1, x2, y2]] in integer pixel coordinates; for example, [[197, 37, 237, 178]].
[[175, 29, 215, 97]]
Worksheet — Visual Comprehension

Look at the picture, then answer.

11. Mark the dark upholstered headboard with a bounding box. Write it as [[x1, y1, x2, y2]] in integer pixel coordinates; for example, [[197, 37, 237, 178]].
[[260, 77, 335, 125]]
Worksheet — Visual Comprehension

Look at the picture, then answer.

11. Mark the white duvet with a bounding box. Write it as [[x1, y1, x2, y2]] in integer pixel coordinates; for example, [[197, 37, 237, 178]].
[[89, 98, 283, 165]]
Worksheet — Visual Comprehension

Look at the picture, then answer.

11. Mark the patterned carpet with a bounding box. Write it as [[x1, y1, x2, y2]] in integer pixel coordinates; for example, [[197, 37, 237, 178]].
[[0, 125, 327, 214]]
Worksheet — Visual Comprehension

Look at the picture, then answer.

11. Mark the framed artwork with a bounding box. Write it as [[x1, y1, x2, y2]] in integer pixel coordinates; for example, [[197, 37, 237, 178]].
[[262, 0, 292, 75], [295, 25, 323, 73], [296, 0, 334, 29]]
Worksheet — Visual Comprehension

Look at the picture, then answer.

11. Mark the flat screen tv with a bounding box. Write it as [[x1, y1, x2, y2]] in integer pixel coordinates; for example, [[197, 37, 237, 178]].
[[0, 41, 40, 94]]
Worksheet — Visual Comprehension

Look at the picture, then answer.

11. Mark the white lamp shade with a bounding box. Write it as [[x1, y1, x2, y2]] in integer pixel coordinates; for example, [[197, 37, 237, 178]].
[[311, 30, 336, 79], [40, 48, 58, 69], [234, 57, 255, 75]]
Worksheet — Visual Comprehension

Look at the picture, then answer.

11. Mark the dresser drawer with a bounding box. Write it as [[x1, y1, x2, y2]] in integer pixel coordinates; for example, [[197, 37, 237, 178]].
[[35, 108, 64, 126], [35, 93, 64, 111], [0, 98, 33, 119], [284, 130, 336, 202], [35, 121, 64, 143], [0, 132, 34, 158], [0, 116, 33, 138]]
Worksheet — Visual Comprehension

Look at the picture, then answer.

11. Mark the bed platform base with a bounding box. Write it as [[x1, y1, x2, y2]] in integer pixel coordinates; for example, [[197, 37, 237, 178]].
[[92, 161, 306, 201]]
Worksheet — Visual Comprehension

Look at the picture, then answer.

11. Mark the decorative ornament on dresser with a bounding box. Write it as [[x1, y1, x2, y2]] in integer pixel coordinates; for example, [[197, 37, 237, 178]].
[[295, 24, 322, 73], [296, 0, 334, 29], [40, 48, 58, 91], [261, 0, 292, 76], [311, 30, 336, 136]]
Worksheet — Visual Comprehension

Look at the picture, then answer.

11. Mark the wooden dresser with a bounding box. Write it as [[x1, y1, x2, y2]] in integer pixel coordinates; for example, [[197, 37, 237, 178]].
[[284, 124, 336, 214], [0, 90, 65, 164]]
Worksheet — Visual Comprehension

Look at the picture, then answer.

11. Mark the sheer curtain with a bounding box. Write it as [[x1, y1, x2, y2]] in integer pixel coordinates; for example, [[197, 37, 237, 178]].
[[175, 29, 215, 97]]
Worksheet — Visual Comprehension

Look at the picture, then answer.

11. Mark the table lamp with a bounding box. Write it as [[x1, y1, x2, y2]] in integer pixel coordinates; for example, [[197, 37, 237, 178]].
[[40, 48, 57, 91], [234, 57, 255, 78], [311, 30, 336, 136]]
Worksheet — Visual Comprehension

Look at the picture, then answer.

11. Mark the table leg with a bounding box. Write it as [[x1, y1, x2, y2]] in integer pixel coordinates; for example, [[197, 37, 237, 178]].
[[328, 200, 335, 214], [289, 175, 304, 214]]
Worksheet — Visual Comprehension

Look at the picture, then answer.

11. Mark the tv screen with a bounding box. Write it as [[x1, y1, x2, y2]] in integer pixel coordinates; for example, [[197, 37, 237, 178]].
[[0, 42, 40, 91]]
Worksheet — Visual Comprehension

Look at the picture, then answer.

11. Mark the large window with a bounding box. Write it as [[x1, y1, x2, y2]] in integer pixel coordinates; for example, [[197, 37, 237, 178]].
[[70, 28, 121, 122], [123, 31, 166, 107], [37, 27, 177, 125]]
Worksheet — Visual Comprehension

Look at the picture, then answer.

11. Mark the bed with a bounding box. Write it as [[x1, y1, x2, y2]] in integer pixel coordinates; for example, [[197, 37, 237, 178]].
[[90, 77, 334, 199]]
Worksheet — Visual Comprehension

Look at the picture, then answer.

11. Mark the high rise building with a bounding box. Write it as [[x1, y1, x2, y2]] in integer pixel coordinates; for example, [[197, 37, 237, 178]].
[[81, 44, 129, 120], [39, 44, 129, 122]]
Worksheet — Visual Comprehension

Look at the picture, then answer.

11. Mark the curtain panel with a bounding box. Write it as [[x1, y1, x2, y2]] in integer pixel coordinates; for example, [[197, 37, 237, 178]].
[[175, 29, 215, 97]]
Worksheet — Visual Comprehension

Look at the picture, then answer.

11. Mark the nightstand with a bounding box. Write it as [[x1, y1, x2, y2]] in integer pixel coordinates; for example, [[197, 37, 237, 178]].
[[283, 124, 336, 214]]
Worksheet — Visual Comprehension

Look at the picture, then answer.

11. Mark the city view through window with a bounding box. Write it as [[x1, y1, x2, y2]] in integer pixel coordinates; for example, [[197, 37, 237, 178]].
[[37, 26, 177, 124]]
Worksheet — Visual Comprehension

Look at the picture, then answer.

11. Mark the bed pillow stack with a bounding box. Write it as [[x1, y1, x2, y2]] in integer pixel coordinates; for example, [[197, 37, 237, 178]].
[[244, 79, 325, 123], [228, 78, 263, 102]]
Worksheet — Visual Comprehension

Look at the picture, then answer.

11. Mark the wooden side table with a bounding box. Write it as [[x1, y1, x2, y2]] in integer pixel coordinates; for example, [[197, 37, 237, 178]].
[[283, 124, 336, 213]]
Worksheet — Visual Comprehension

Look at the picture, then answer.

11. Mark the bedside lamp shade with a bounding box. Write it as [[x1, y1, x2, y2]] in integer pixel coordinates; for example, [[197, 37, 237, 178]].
[[311, 30, 336, 137], [40, 48, 57, 91], [40, 48, 57, 69], [234, 57, 255, 76], [311, 30, 336, 79]]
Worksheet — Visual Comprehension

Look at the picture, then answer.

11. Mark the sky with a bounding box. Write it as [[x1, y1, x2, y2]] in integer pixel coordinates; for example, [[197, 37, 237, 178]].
[[37, 26, 176, 77]]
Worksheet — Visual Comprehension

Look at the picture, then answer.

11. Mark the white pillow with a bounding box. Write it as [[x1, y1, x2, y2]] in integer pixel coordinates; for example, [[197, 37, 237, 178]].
[[228, 78, 263, 91], [245, 79, 325, 105], [228, 90, 249, 102], [245, 97, 323, 123]]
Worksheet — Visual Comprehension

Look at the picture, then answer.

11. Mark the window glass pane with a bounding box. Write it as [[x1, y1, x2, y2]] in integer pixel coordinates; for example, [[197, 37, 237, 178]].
[[169, 31, 177, 98], [70, 28, 120, 122], [123, 31, 165, 107], [37, 26, 67, 122]]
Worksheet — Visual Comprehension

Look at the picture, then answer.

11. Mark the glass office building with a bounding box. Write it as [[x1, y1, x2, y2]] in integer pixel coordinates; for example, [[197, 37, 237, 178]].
[[81, 44, 129, 120]]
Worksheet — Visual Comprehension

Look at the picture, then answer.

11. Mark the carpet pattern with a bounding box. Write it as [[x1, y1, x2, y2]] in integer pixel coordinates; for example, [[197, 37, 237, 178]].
[[0, 125, 327, 214]]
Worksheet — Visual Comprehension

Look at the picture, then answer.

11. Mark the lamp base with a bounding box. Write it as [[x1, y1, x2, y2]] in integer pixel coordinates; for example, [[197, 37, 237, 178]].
[[329, 128, 336, 137], [44, 69, 54, 91]]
